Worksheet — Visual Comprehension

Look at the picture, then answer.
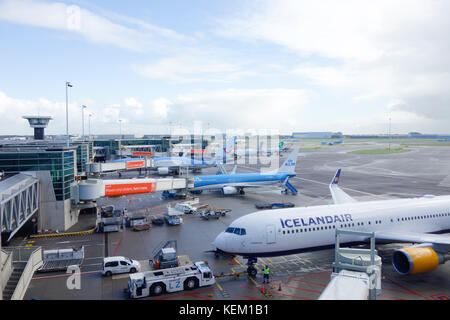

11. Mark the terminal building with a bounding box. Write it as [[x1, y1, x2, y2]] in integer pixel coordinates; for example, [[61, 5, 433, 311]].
[[0, 117, 211, 245]]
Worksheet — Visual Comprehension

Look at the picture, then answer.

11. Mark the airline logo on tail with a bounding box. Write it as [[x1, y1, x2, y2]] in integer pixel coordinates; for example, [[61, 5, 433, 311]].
[[223, 136, 236, 154], [331, 168, 341, 184], [285, 159, 295, 167], [277, 148, 299, 173]]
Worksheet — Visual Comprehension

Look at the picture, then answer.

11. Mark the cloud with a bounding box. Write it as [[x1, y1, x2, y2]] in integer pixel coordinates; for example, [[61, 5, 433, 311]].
[[0, 0, 189, 52], [132, 56, 249, 83], [165, 88, 310, 133], [124, 97, 142, 108], [218, 0, 450, 124]]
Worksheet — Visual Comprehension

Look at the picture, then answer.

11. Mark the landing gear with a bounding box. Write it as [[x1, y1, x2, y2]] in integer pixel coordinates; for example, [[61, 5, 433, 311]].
[[247, 265, 257, 277], [246, 257, 258, 277], [239, 189, 245, 195]]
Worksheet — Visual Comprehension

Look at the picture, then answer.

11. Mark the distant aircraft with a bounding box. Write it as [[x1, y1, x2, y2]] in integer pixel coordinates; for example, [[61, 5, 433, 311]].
[[234, 141, 263, 159], [112, 137, 236, 175], [212, 169, 450, 277], [321, 138, 343, 146], [191, 149, 299, 195], [153, 136, 236, 175]]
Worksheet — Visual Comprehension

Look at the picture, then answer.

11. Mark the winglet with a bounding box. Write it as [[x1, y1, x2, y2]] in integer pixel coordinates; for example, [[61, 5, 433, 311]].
[[329, 169, 357, 204], [331, 169, 341, 185]]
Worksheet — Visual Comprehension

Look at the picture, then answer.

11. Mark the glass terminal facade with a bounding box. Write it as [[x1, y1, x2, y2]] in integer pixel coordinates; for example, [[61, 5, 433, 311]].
[[0, 150, 75, 201]]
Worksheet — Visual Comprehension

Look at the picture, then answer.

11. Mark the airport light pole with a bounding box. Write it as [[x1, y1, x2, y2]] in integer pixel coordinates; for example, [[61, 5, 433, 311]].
[[65, 82, 73, 146], [119, 119, 122, 139], [81, 105, 87, 140], [88, 113, 92, 141], [389, 117, 391, 152]]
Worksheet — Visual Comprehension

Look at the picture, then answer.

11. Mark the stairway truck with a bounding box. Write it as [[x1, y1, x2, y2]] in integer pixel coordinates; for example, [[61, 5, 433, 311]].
[[127, 261, 215, 299]]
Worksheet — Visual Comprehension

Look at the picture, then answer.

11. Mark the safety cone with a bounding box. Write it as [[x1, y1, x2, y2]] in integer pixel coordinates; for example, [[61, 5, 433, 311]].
[[278, 283, 282, 291], [261, 283, 265, 294]]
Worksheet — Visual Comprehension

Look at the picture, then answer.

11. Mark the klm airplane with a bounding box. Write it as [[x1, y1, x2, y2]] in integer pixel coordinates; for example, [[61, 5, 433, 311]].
[[321, 138, 343, 146], [190, 149, 299, 195]]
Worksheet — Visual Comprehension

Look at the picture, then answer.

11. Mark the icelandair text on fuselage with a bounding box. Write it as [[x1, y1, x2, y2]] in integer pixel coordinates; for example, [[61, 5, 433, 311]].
[[280, 214, 353, 228]]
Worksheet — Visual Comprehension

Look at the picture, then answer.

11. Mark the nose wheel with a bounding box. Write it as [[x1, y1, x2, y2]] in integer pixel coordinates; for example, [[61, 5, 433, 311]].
[[246, 257, 258, 277], [247, 265, 257, 277]]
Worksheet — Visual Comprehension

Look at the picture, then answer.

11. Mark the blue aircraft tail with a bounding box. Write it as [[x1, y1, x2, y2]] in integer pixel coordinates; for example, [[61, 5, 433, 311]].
[[277, 149, 299, 173]]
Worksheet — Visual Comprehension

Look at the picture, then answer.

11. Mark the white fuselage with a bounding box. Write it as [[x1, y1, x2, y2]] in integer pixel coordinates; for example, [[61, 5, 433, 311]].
[[213, 195, 450, 257]]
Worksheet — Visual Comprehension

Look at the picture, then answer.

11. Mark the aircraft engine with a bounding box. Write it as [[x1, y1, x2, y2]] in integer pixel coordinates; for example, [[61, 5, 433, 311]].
[[222, 186, 238, 195], [157, 167, 169, 175], [392, 246, 446, 275]]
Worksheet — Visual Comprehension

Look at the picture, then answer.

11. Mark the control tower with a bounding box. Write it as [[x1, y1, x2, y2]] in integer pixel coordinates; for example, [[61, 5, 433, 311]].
[[23, 116, 53, 140]]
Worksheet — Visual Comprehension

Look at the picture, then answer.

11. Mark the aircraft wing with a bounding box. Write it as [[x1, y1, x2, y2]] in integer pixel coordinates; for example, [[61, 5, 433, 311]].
[[329, 169, 357, 204], [216, 163, 227, 175], [374, 231, 450, 248]]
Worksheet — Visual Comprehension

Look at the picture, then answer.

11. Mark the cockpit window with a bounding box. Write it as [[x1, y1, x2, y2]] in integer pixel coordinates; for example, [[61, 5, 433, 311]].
[[226, 227, 246, 235]]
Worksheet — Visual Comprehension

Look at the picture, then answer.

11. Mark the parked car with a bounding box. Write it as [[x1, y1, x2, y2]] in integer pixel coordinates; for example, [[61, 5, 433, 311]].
[[255, 202, 295, 209], [271, 202, 295, 208], [102, 256, 141, 276], [164, 215, 183, 226], [151, 215, 165, 226]]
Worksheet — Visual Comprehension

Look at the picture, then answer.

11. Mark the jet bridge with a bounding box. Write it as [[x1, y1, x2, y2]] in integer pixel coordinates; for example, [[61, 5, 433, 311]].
[[319, 229, 382, 300], [0, 173, 39, 245], [74, 177, 189, 202], [85, 158, 154, 174]]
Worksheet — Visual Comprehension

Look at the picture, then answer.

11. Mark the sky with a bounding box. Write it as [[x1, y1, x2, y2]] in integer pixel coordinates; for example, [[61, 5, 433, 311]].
[[0, 0, 450, 136]]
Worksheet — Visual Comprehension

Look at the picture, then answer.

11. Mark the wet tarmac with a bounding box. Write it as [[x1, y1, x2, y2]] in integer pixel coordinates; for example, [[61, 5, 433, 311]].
[[22, 142, 450, 300]]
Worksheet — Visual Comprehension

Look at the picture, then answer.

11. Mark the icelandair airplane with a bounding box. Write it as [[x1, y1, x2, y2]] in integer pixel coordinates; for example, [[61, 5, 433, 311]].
[[191, 149, 299, 195], [212, 169, 450, 277]]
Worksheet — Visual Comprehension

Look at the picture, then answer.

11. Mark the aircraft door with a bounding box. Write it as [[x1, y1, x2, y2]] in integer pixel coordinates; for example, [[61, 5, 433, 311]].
[[266, 225, 276, 244]]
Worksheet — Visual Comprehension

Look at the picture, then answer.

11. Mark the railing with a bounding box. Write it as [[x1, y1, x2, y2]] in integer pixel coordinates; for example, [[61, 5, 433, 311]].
[[1, 249, 13, 292], [10, 247, 43, 300]]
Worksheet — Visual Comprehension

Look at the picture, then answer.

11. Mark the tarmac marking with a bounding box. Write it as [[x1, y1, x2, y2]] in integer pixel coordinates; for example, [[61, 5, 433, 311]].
[[383, 276, 430, 300], [379, 286, 411, 295], [285, 278, 327, 287], [379, 294, 405, 300], [238, 164, 378, 197], [82, 263, 102, 267], [32, 270, 100, 280], [243, 286, 312, 300], [282, 285, 322, 295], [187, 294, 215, 300], [306, 273, 331, 281], [229, 292, 262, 300]]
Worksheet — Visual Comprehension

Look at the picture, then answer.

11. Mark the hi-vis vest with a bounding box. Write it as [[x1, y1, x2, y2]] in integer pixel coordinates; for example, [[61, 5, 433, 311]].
[[264, 268, 269, 275]]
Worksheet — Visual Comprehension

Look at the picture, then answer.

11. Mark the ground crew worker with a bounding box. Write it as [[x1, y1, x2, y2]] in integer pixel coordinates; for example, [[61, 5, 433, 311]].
[[263, 265, 270, 283]]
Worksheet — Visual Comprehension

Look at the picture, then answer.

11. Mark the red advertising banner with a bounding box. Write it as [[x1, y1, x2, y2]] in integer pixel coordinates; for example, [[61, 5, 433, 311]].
[[191, 149, 208, 154], [132, 152, 153, 157], [104, 182, 155, 197], [126, 160, 145, 169]]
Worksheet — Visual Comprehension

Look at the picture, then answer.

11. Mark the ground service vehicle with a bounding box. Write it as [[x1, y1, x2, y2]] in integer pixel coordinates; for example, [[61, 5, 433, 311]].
[[127, 261, 215, 298], [102, 256, 142, 276]]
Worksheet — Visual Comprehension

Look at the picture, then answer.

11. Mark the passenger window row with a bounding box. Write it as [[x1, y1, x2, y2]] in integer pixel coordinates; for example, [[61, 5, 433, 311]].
[[282, 225, 336, 235], [396, 213, 449, 222]]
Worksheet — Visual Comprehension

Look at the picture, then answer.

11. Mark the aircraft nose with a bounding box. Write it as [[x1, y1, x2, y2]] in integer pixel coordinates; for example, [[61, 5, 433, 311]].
[[212, 232, 226, 252]]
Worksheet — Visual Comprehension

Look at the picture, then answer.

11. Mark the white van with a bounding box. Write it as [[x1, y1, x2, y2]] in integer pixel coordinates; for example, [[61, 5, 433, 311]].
[[102, 256, 141, 276]]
